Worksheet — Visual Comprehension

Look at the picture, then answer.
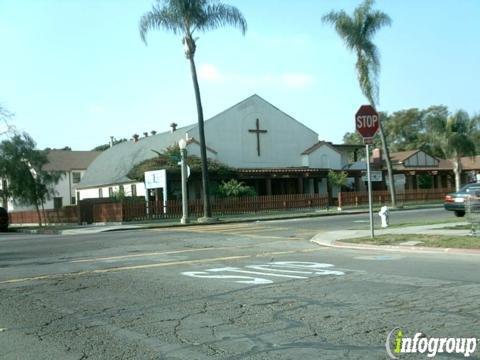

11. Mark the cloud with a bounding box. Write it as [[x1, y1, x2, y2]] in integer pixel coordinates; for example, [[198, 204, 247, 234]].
[[198, 63, 314, 90], [198, 63, 224, 82]]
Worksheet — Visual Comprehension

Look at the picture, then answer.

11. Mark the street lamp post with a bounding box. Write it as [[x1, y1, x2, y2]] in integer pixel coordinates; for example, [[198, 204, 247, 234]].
[[178, 138, 189, 224]]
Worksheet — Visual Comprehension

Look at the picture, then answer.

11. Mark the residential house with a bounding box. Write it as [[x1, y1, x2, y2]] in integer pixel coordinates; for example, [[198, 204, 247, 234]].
[[7, 150, 100, 211]]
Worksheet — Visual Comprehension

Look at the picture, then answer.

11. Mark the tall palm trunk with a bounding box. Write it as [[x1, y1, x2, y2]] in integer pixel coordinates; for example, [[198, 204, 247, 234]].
[[377, 118, 397, 207], [188, 56, 212, 218], [453, 155, 461, 192]]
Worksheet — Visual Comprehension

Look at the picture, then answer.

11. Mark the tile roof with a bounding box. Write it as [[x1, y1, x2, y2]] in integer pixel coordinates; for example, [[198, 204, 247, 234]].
[[460, 156, 480, 170], [43, 150, 101, 171]]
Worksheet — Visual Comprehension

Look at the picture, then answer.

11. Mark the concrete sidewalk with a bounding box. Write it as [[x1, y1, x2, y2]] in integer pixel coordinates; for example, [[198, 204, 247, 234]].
[[310, 222, 480, 255], [12, 204, 444, 235]]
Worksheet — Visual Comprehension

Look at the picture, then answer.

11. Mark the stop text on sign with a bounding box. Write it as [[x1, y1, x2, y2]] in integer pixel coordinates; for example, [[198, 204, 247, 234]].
[[356, 114, 378, 129]]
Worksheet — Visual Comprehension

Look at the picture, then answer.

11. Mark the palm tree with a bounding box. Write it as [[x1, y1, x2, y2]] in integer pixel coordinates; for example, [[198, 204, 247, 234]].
[[139, 0, 247, 220], [429, 110, 476, 191], [323, 0, 397, 207]]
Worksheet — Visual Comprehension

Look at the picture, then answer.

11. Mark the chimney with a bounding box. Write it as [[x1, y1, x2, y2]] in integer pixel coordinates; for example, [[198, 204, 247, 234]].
[[372, 148, 382, 167], [143, 132, 149, 138], [151, 130, 157, 136], [170, 122, 178, 132], [132, 134, 139, 143]]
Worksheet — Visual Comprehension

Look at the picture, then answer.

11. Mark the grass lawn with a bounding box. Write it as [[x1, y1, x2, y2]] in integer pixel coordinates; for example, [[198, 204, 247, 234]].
[[344, 234, 480, 249]]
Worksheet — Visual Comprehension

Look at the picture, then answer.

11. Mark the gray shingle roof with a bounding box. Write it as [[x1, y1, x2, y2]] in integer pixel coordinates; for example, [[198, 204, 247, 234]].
[[43, 150, 101, 171], [78, 125, 195, 188]]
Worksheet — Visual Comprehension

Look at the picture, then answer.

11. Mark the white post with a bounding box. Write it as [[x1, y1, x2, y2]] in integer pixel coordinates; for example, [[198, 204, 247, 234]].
[[366, 144, 374, 238], [179, 139, 189, 224]]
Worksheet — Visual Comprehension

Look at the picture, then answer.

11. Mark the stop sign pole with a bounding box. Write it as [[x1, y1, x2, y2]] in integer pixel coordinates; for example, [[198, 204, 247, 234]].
[[355, 105, 379, 238]]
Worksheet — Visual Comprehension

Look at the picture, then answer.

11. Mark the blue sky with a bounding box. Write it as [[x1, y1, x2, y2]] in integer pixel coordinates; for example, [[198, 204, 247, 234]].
[[0, 0, 479, 150]]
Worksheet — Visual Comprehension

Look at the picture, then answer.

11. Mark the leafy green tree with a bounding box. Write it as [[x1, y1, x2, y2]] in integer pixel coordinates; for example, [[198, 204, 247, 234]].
[[217, 179, 256, 198], [327, 170, 348, 189], [139, 0, 247, 220], [0, 133, 62, 225], [127, 145, 235, 182], [428, 110, 476, 191], [323, 0, 396, 206]]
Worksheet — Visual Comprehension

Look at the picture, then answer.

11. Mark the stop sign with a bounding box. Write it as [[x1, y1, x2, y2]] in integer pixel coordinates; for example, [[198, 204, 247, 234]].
[[355, 105, 379, 138]]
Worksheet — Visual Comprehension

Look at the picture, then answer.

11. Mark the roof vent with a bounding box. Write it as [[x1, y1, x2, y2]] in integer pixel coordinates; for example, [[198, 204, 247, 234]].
[[132, 134, 139, 143], [170, 122, 178, 132]]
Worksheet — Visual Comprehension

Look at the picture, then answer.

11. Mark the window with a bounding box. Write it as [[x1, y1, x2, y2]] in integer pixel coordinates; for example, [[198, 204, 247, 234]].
[[99, 188, 103, 198], [72, 172, 81, 184], [108, 187, 113, 197], [131, 184, 137, 197], [71, 196, 76, 205], [53, 197, 63, 210]]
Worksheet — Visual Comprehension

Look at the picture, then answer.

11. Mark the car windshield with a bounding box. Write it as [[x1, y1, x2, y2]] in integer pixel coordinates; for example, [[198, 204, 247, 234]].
[[459, 184, 480, 192]]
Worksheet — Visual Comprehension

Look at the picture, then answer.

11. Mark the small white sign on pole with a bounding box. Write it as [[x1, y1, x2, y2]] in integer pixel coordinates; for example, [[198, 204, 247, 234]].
[[144, 169, 167, 207], [145, 169, 166, 190]]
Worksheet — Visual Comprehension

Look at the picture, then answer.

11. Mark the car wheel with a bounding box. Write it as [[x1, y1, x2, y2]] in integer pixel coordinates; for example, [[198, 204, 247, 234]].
[[454, 210, 465, 217]]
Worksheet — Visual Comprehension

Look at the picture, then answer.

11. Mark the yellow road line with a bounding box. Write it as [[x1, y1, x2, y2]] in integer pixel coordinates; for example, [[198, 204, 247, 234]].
[[163, 226, 288, 235], [71, 247, 235, 263], [0, 248, 324, 285], [161, 224, 255, 231]]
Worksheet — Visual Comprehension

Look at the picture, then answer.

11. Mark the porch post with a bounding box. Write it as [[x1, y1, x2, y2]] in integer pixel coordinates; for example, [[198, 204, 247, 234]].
[[308, 178, 315, 194], [354, 176, 361, 191], [297, 177, 304, 194], [266, 177, 272, 196]]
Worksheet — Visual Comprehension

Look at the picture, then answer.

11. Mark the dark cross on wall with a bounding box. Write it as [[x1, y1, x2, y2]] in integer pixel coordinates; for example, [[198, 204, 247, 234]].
[[248, 118, 268, 156]]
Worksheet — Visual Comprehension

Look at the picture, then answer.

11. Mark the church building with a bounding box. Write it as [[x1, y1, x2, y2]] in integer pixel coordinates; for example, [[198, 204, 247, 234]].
[[77, 95, 358, 201]]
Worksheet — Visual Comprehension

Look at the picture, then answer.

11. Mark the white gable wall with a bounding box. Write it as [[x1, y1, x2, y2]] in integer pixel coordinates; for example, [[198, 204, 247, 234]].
[[187, 96, 318, 168], [306, 145, 342, 169], [404, 151, 439, 167]]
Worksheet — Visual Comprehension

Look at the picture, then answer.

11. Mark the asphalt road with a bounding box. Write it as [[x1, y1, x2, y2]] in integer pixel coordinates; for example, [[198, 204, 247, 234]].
[[0, 208, 479, 359]]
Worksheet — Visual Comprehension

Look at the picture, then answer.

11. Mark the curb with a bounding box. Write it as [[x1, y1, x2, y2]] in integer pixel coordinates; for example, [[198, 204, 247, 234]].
[[310, 233, 480, 256]]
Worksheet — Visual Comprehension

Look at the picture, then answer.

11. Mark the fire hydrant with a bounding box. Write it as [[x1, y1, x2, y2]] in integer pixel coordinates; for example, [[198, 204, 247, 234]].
[[378, 205, 389, 228]]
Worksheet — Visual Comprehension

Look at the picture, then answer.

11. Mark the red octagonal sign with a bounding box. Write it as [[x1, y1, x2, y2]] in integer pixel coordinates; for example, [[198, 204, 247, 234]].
[[355, 105, 379, 139]]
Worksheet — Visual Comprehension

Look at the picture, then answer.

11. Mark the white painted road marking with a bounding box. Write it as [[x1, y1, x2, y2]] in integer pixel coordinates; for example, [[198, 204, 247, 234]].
[[181, 261, 345, 285]]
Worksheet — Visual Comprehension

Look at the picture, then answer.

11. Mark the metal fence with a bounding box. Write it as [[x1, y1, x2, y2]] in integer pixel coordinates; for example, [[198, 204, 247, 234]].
[[466, 193, 480, 235]]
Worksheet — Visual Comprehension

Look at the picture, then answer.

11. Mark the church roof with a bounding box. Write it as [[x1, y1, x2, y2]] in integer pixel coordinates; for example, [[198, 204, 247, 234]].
[[78, 124, 195, 188], [301, 141, 341, 155], [78, 94, 320, 189], [43, 150, 101, 171]]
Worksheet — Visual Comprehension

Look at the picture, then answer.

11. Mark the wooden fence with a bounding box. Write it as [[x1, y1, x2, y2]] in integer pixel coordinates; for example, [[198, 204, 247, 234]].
[[337, 187, 454, 208], [121, 193, 330, 221], [8, 188, 452, 225], [8, 206, 79, 225]]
